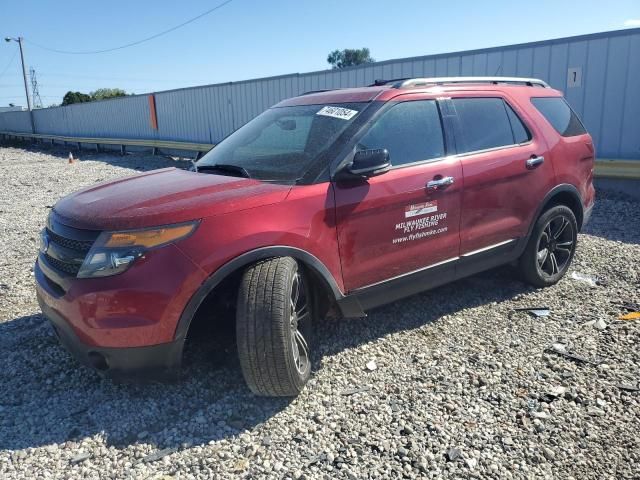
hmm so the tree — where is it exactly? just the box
[62,91,92,106]
[327,48,374,69]
[90,88,128,100]
[61,88,130,106]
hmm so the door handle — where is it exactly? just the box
[526,156,544,169]
[426,176,455,190]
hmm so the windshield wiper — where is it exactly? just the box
[196,164,251,179]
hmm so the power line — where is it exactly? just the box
[24,0,235,55]
[0,50,19,80]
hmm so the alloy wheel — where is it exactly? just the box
[289,272,311,375]
[536,215,575,278]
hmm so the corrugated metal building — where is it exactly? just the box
[1,28,639,160]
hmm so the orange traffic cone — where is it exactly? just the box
[68,152,75,164]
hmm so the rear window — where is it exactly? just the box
[531,97,587,137]
[452,98,528,153]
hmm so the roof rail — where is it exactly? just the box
[389,76,550,88]
[300,89,334,96]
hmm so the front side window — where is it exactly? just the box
[452,98,517,153]
[531,97,587,137]
[197,103,365,182]
[357,100,445,167]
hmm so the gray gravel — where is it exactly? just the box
[1,143,639,479]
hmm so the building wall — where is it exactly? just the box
[1,28,639,159]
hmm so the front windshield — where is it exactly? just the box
[196,103,366,182]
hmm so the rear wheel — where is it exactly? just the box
[236,257,313,396]
[518,205,578,287]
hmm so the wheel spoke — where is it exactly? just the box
[556,247,572,256]
[295,330,309,359]
[557,240,573,247]
[537,248,549,267]
[553,217,569,239]
[550,252,559,274]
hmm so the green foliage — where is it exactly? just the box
[61,88,130,106]
[90,88,128,100]
[327,48,374,69]
[61,91,92,106]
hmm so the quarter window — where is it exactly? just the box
[357,100,445,167]
[531,97,587,137]
[505,104,531,144]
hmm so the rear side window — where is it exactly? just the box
[531,97,587,137]
[452,98,525,153]
[357,100,445,166]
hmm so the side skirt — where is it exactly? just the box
[337,238,524,315]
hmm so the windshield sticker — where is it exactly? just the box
[316,106,358,120]
[405,201,438,218]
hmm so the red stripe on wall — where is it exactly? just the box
[148,94,158,130]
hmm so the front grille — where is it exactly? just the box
[44,254,83,275]
[42,222,99,277]
[46,228,94,253]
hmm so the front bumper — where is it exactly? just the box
[38,291,183,381]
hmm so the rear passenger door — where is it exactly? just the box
[449,95,556,256]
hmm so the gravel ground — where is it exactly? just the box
[0,143,639,480]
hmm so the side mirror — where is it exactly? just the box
[346,148,391,178]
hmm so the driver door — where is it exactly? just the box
[333,98,462,293]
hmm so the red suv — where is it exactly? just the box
[35,77,595,396]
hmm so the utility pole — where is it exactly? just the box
[4,36,35,133]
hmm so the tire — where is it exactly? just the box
[236,257,313,397]
[518,205,578,288]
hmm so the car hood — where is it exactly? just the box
[52,167,292,230]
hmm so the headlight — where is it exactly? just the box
[77,221,198,278]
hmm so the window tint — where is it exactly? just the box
[505,104,531,144]
[531,97,587,137]
[357,100,445,166]
[452,98,515,153]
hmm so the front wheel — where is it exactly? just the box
[236,257,313,396]
[518,205,578,287]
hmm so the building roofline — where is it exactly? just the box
[14,27,640,111]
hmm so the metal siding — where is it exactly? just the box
[443,56,455,76]
[1,29,638,159]
[582,38,608,150]
[516,48,534,77]
[600,35,629,157]
[532,46,551,80]
[486,52,501,76]
[565,40,588,116]
[620,34,640,159]
[461,55,473,75]
[502,50,517,76]
[472,54,487,76]
[549,43,569,90]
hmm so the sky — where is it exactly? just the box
[1,0,639,107]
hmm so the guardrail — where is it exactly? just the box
[0,131,214,157]
[2,131,640,179]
